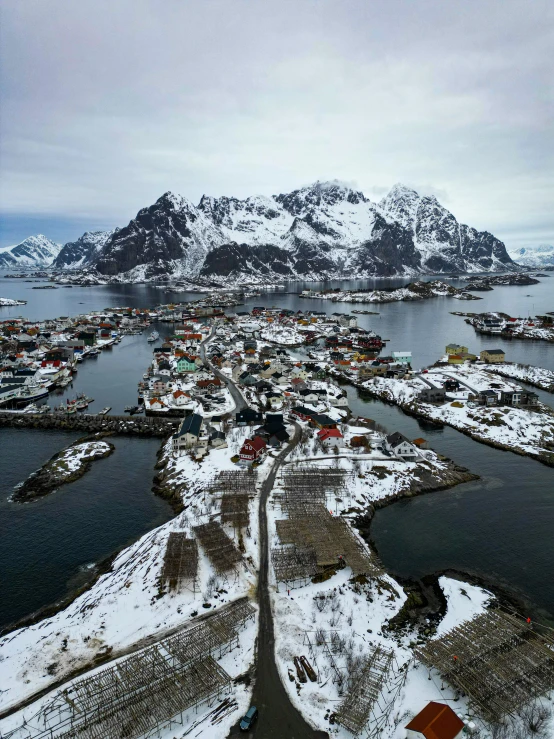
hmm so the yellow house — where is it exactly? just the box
[480,349,506,363]
[446,343,468,355]
[447,354,465,365]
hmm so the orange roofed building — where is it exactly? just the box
[405,702,464,739]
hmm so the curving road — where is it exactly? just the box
[200,328,248,412]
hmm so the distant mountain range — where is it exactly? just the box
[2,182,519,281]
[0,235,62,268]
[508,244,554,268]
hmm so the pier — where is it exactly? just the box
[0,411,179,436]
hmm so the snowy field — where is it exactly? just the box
[482,363,554,392]
[0,434,266,728]
[364,372,554,465]
[266,454,502,737]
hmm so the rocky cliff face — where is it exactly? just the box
[45,180,516,281]
[0,235,62,268]
[95,193,225,278]
[54,230,114,269]
[379,184,512,273]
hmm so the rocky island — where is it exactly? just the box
[13,438,115,501]
[301,279,482,303]
[0,297,27,306]
[463,273,540,288]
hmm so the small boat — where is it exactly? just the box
[76,355,84,363]
[129,405,143,415]
[147,331,159,343]
[124,405,132,412]
[98,407,111,415]
[143,373,149,380]
[89,348,99,357]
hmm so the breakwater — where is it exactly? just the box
[0,412,179,436]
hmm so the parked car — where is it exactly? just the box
[240,705,258,731]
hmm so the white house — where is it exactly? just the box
[317,428,345,448]
[328,393,349,408]
[384,432,419,461]
[170,390,191,407]
[148,397,167,412]
[172,413,206,455]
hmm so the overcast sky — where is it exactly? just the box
[0,0,552,248]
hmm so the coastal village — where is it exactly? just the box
[1,298,554,739]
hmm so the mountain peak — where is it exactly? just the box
[156,191,191,211]
[0,234,62,268]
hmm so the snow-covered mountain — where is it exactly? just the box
[54,230,115,269]
[508,244,554,268]
[16,181,515,281]
[379,184,511,273]
[0,235,62,269]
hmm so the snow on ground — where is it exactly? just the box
[0,297,27,306]
[435,576,492,636]
[482,363,554,392]
[364,374,554,465]
[0,435,264,716]
[0,619,257,739]
[303,281,476,304]
[259,323,317,345]
[266,451,498,736]
[53,440,112,474]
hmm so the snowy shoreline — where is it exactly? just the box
[344,372,554,468]
[12,438,114,501]
[300,279,482,303]
[482,362,554,392]
[0,296,27,306]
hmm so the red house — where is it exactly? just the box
[405,702,464,739]
[240,436,266,462]
[317,428,344,448]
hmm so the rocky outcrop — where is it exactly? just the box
[54,231,114,269]
[13,438,114,501]
[95,192,225,278]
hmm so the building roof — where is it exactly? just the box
[317,428,343,441]
[482,348,505,354]
[243,436,266,452]
[236,408,263,420]
[405,702,464,739]
[291,405,314,416]
[386,431,411,447]
[176,413,203,438]
[310,413,336,426]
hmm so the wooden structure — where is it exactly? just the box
[272,504,380,586]
[25,599,255,739]
[210,470,258,530]
[415,610,554,722]
[335,645,394,736]
[161,532,198,591]
[194,520,242,574]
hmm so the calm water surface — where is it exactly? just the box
[0,430,172,629]
[0,276,553,624]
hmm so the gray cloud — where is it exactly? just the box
[0,0,552,248]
